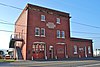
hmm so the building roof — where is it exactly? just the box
[15,3,70,25]
[70,37,92,42]
[27,3,70,16]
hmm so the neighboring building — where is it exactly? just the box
[70,38,93,58]
[9,3,93,60]
[94,49,100,56]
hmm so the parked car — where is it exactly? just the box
[0,50,4,59]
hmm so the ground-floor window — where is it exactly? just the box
[33,44,44,52]
[74,45,77,54]
[88,46,91,54]
[32,44,45,59]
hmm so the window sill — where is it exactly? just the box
[41,20,45,22]
[88,52,91,54]
[62,37,65,39]
[74,52,77,54]
[35,35,40,37]
[56,22,60,24]
[57,37,60,38]
[41,35,45,37]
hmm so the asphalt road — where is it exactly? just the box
[0,60,100,67]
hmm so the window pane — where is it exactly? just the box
[41,15,45,21]
[62,31,65,38]
[57,30,60,38]
[35,28,40,36]
[41,28,45,37]
[56,18,60,24]
[74,45,77,54]
[88,46,91,54]
[33,45,35,48]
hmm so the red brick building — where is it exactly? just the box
[70,38,93,58]
[9,4,93,60]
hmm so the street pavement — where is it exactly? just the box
[0,59,100,67]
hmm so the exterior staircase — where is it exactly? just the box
[9,33,23,60]
[16,46,23,59]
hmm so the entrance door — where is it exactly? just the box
[79,48,85,58]
[32,44,45,59]
[49,46,53,59]
[57,45,65,59]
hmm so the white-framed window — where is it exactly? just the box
[74,45,77,54]
[41,15,45,21]
[56,18,60,24]
[57,30,60,38]
[62,31,65,38]
[35,27,40,36]
[88,46,91,54]
[41,28,45,37]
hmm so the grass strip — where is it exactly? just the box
[0,59,15,62]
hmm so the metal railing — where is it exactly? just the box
[10,33,23,40]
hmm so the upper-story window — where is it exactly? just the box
[57,30,60,38]
[41,15,45,21]
[41,28,45,37]
[88,46,91,54]
[35,27,40,36]
[62,31,65,38]
[56,18,60,24]
[74,45,77,54]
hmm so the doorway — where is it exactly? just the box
[32,44,45,59]
[79,47,85,58]
[49,46,53,59]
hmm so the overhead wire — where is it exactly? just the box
[0,2,23,10]
[1,29,100,39]
[0,2,99,29]
[0,2,100,38]
[71,21,100,29]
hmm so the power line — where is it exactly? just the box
[0,19,8,22]
[0,2,99,35]
[71,21,100,29]
[71,31,100,35]
[0,2,99,29]
[0,30,13,33]
[0,20,100,35]
[1,29,100,39]
[0,18,100,29]
[0,21,26,27]
[0,2,23,10]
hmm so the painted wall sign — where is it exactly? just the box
[46,22,56,29]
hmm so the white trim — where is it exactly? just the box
[74,52,77,54]
[44,45,47,60]
[33,42,45,44]
[56,42,65,45]
[85,46,87,57]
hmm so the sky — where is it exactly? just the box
[0,0,100,52]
